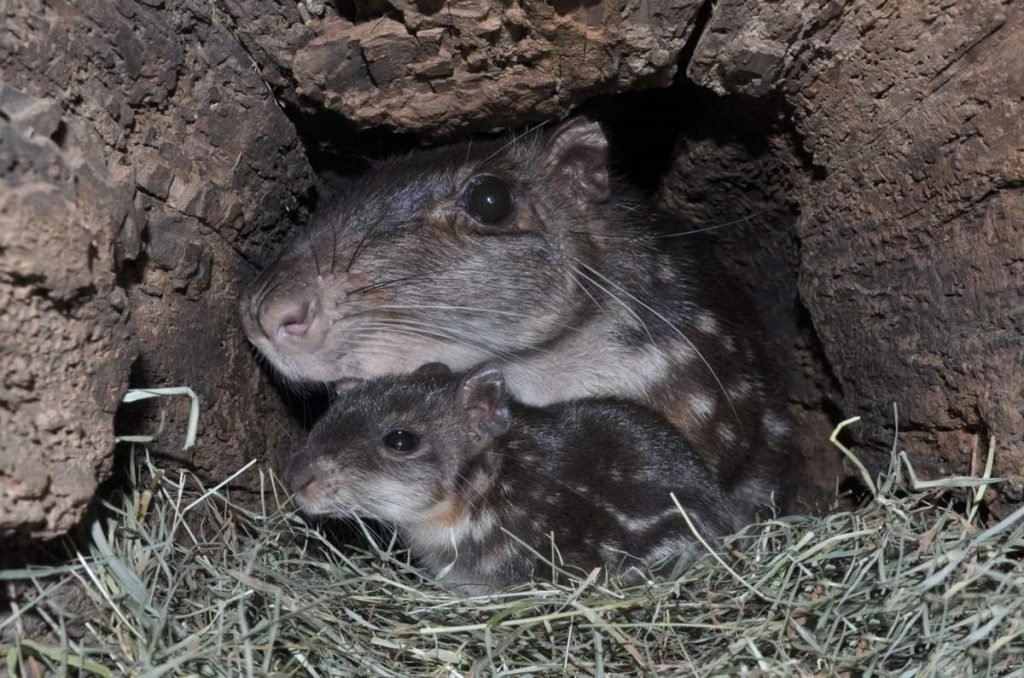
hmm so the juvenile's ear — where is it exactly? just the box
[543,117,610,203]
[457,364,511,450]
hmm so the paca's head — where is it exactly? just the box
[285,363,511,525]
[240,118,618,385]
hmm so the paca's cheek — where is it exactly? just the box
[357,476,438,523]
[350,332,493,381]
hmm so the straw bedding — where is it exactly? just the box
[2,419,1022,676]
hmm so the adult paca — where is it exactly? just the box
[240,117,800,520]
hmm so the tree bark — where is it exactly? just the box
[1,0,315,541]
[689,0,1023,495]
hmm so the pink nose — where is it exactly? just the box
[257,287,317,342]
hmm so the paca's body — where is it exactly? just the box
[242,118,799,520]
[286,364,738,593]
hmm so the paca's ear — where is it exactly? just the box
[457,364,511,450]
[543,117,610,203]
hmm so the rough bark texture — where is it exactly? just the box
[689,0,1024,495]
[2,0,1021,545]
[1,0,315,541]
[231,0,703,136]
[0,85,136,539]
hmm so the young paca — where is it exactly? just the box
[242,117,798,520]
[285,364,738,593]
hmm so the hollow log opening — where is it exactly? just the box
[282,76,850,517]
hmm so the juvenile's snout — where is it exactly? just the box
[283,448,318,491]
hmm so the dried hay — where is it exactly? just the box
[2,417,1022,676]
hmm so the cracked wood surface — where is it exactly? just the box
[691,0,1024,487]
[229,0,703,135]
[1,0,315,540]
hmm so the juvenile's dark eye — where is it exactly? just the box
[465,175,513,224]
[383,429,420,453]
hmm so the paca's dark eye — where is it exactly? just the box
[382,429,420,453]
[465,175,514,224]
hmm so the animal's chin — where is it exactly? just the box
[266,333,496,385]
[266,348,366,385]
[294,491,362,519]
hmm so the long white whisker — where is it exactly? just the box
[573,258,741,427]
[365,327,516,362]
[574,210,770,241]
[484,120,549,162]
[372,304,583,333]
[343,316,519,360]
[571,266,654,343]
[568,268,606,314]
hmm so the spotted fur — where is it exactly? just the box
[243,117,800,521]
[286,365,737,593]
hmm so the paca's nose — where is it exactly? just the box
[256,285,318,343]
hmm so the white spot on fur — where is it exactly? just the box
[669,338,697,363]
[696,313,720,335]
[406,502,494,557]
[658,259,676,282]
[717,423,737,445]
[763,411,790,440]
[609,507,679,533]
[645,537,696,563]
[727,380,754,399]
[688,392,716,422]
